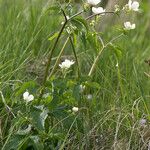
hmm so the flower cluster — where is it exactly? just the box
[124,0,139,12]
[123,0,139,30]
[87,0,139,30]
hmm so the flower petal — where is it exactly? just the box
[23,91,29,100]
[92,7,105,14]
[87,0,101,5]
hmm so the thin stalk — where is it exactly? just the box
[0,91,16,118]
[69,10,84,20]
[69,36,80,78]
[117,64,124,98]
[88,47,104,76]
[105,33,124,47]
[88,33,124,76]
[48,37,70,78]
[86,11,115,20]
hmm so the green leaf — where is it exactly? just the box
[80,31,87,48]
[2,135,29,150]
[73,85,81,101]
[48,32,59,41]
[17,125,32,135]
[30,136,44,150]
[44,5,61,15]
[87,32,99,52]
[52,108,76,129]
[71,16,88,33]
[85,81,100,89]
[15,81,37,97]
[108,44,122,59]
[72,16,88,31]
[30,106,48,131]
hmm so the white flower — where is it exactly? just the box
[128,0,139,11]
[92,7,105,15]
[124,22,136,30]
[23,91,34,102]
[87,0,101,6]
[72,107,79,112]
[59,59,75,70]
[79,85,85,93]
[87,94,93,100]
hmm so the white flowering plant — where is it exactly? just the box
[1,0,148,149]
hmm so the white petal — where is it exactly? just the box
[131,1,139,11]
[92,7,105,14]
[59,59,75,69]
[59,64,63,68]
[128,0,132,8]
[131,24,136,29]
[124,22,131,29]
[23,91,29,100]
[87,94,93,100]
[87,0,101,6]
[72,107,79,112]
[124,22,135,30]
[27,95,34,102]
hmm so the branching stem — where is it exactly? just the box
[88,33,124,76]
[39,9,85,99]
[86,11,115,20]
[48,37,70,78]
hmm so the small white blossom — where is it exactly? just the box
[87,0,101,6]
[128,0,139,11]
[72,107,79,112]
[66,16,70,20]
[79,85,85,93]
[116,63,119,67]
[124,22,136,30]
[92,7,105,15]
[59,59,75,70]
[87,94,93,100]
[23,91,34,102]
[114,5,120,12]
[61,21,64,25]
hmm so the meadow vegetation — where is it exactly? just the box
[0,0,150,149]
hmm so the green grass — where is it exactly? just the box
[0,0,150,149]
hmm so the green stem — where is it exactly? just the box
[117,64,124,98]
[69,10,84,20]
[88,47,104,76]
[86,11,115,20]
[88,33,124,77]
[48,37,70,78]
[69,36,80,78]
